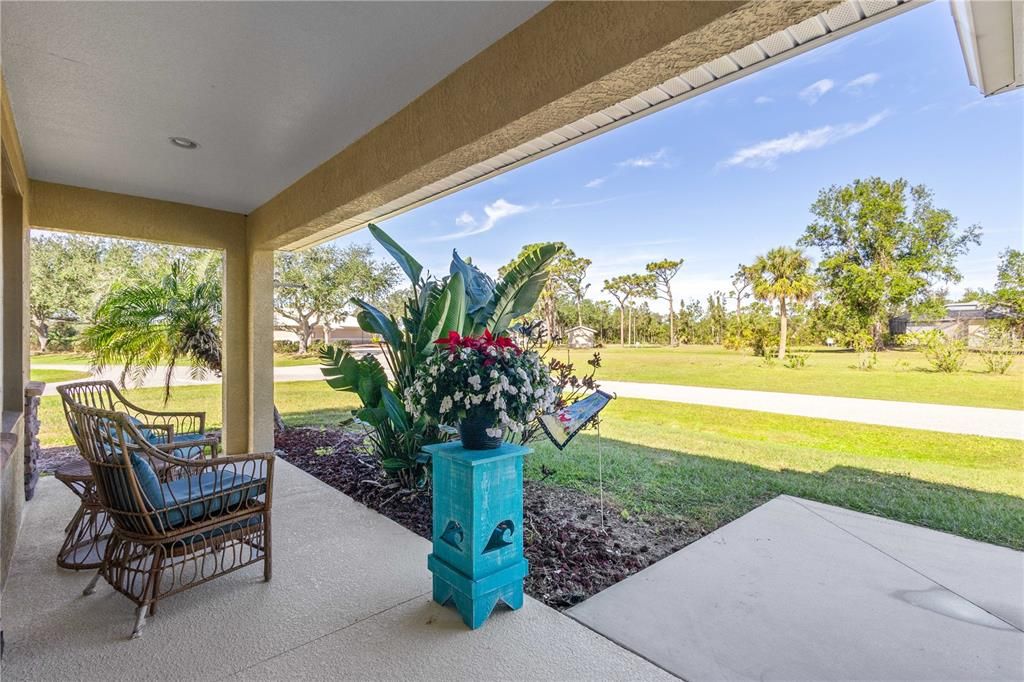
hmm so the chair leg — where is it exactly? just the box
[130,606,147,639]
[263,512,273,582]
[82,569,102,596]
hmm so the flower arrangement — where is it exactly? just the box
[404,330,557,448]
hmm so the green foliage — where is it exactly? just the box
[646,258,685,345]
[900,330,967,373]
[849,331,878,371]
[29,233,103,350]
[977,325,1019,375]
[85,257,222,400]
[749,246,815,359]
[800,178,981,346]
[322,225,562,482]
[783,352,808,369]
[274,243,400,353]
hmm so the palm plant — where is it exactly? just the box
[321,225,562,485]
[85,257,222,401]
[749,246,816,359]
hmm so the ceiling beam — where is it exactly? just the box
[29,181,245,250]
[248,0,839,250]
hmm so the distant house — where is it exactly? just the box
[567,325,597,349]
[273,313,371,345]
[890,301,1011,347]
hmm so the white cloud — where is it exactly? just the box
[798,78,834,104]
[844,72,880,92]
[584,177,606,189]
[719,110,889,170]
[754,96,774,105]
[425,199,530,241]
[619,148,669,168]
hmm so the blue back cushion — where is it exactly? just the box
[130,453,162,508]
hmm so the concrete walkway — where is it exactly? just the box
[569,495,1024,681]
[37,361,1023,439]
[0,461,669,681]
[599,380,1024,440]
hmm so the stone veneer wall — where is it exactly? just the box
[23,381,44,501]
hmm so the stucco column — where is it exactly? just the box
[222,243,274,454]
[2,188,27,415]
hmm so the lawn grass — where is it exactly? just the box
[29,352,92,365]
[29,368,90,383]
[526,398,1024,550]
[567,345,1024,410]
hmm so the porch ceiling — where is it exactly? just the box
[0,1,546,213]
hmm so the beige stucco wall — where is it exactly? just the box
[1,74,31,592]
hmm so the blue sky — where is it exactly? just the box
[334,2,1023,312]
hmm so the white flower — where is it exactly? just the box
[485,427,503,438]
[468,375,481,390]
[453,391,463,402]
[489,369,499,379]
[439,396,453,414]
[471,394,484,405]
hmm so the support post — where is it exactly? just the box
[222,242,274,454]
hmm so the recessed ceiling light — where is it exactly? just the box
[169,136,199,150]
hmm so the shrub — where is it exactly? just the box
[900,330,967,373]
[977,327,1019,375]
[759,348,776,368]
[273,340,300,353]
[784,352,808,369]
[848,331,878,371]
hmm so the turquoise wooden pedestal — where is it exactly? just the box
[424,440,531,629]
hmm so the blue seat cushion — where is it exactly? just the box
[154,468,266,528]
[160,431,208,460]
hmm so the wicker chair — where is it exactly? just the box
[58,380,220,459]
[65,402,274,639]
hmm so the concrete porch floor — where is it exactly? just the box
[0,460,670,681]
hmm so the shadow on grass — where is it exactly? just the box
[525,433,1024,551]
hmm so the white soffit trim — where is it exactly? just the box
[951,0,1024,97]
[294,0,920,250]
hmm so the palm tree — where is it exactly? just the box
[750,247,815,359]
[86,257,221,401]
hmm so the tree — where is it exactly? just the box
[274,244,398,352]
[85,256,222,399]
[988,248,1023,331]
[730,264,756,330]
[603,275,633,345]
[623,274,656,345]
[646,258,685,345]
[800,178,981,348]
[749,247,816,359]
[704,291,728,345]
[550,251,591,326]
[29,234,102,350]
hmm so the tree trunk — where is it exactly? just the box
[619,305,625,345]
[33,319,49,352]
[576,301,583,327]
[778,299,788,359]
[273,405,286,433]
[297,320,311,354]
[871,318,885,350]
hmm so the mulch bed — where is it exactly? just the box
[275,426,701,609]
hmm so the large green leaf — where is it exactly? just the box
[369,224,422,284]
[319,346,386,407]
[351,297,402,348]
[450,250,494,317]
[380,386,409,431]
[414,271,466,355]
[481,243,563,334]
